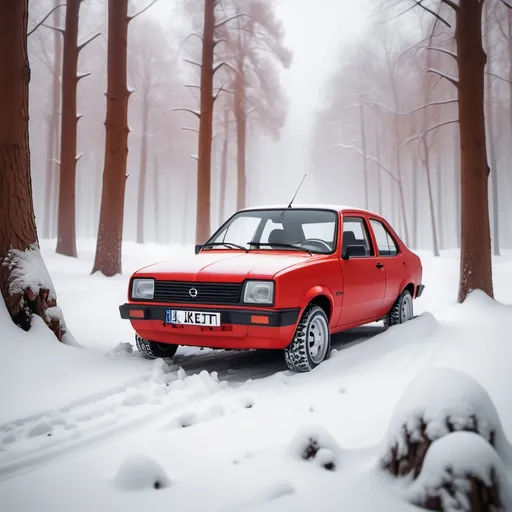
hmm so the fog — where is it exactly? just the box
[27,0,511,252]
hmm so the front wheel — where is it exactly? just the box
[284,305,331,372]
[135,334,178,360]
[384,289,413,327]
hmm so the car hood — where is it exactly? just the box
[135,251,327,281]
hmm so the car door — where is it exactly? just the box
[368,218,403,313]
[338,215,386,327]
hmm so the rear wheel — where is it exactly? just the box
[384,289,413,327]
[135,334,178,360]
[284,305,331,372]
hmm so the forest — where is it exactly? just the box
[0,0,511,334]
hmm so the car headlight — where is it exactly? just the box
[243,281,274,304]
[131,278,155,300]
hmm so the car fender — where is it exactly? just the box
[299,285,336,323]
[398,276,417,296]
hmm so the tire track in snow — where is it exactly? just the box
[0,362,227,482]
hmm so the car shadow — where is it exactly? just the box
[167,323,387,383]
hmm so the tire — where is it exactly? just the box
[135,334,178,360]
[384,289,414,327]
[284,305,331,373]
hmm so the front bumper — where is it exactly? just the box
[119,304,300,350]
[119,303,300,327]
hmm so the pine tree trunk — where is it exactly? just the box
[359,104,369,210]
[0,0,63,339]
[412,157,418,250]
[234,72,246,211]
[153,156,160,243]
[56,0,80,257]
[42,0,62,240]
[454,132,461,248]
[136,94,149,244]
[91,0,129,277]
[422,136,440,257]
[195,0,215,244]
[374,124,383,215]
[456,0,493,302]
[219,107,229,224]
[436,151,444,251]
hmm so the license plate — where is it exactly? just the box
[165,310,221,327]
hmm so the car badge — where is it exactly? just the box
[189,287,198,298]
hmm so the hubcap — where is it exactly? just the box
[400,294,413,323]
[307,314,329,364]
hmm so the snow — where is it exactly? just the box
[406,432,512,510]
[0,240,512,511]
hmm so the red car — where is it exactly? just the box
[119,205,424,372]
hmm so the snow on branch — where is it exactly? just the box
[75,153,83,162]
[184,84,201,90]
[180,32,203,48]
[426,46,458,62]
[128,0,158,23]
[401,119,459,147]
[413,1,451,27]
[213,38,227,49]
[189,154,199,161]
[173,108,201,119]
[28,4,65,37]
[214,13,249,30]
[182,127,199,134]
[77,32,101,53]
[334,143,400,183]
[499,0,512,7]
[357,99,458,117]
[213,61,238,76]
[427,68,459,88]
[213,84,232,102]
[77,72,91,82]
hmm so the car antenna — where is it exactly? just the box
[287,174,307,208]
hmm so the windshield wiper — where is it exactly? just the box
[202,242,248,252]
[248,242,311,255]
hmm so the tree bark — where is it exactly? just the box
[136,94,149,244]
[56,0,81,257]
[456,0,493,302]
[421,136,440,257]
[234,70,247,211]
[195,0,215,244]
[374,124,383,215]
[454,132,461,248]
[91,0,129,277]
[219,106,229,224]
[436,150,444,251]
[0,0,63,339]
[42,0,62,240]
[153,155,160,243]
[412,156,418,250]
[359,104,369,210]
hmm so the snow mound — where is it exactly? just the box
[220,482,295,512]
[406,432,512,511]
[113,454,172,491]
[289,424,341,471]
[381,367,511,478]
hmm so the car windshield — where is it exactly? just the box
[203,209,338,254]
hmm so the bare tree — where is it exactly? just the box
[92,0,156,276]
[0,0,65,339]
[51,0,99,257]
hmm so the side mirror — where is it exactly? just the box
[194,244,203,254]
[342,244,367,260]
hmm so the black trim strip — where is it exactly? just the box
[119,304,300,327]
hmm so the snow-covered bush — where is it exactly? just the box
[113,454,171,491]
[289,424,341,471]
[381,367,511,478]
[406,432,512,511]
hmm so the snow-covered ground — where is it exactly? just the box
[0,239,511,511]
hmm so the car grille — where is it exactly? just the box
[153,281,243,305]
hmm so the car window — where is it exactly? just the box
[303,221,336,242]
[213,216,261,247]
[370,219,399,256]
[342,217,374,257]
[261,219,283,243]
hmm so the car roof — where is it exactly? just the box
[239,203,380,216]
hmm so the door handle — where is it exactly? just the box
[376,263,384,269]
